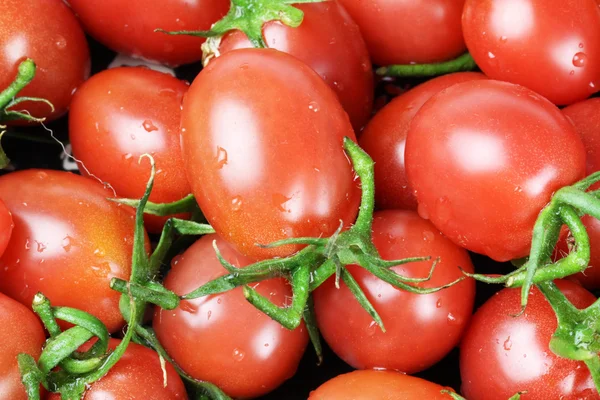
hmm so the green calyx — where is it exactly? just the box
[376,53,478,78]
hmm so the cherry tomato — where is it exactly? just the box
[336,0,466,66]
[0,199,13,258]
[462,0,600,105]
[217,2,373,131]
[405,80,586,262]
[359,72,486,211]
[0,0,90,121]
[66,0,229,66]
[69,67,192,233]
[460,280,598,399]
[153,234,308,398]
[0,170,143,333]
[181,49,360,261]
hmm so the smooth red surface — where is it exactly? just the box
[460,281,598,400]
[359,72,487,210]
[69,67,191,233]
[181,49,360,261]
[462,0,600,105]
[405,80,586,261]
[0,199,13,258]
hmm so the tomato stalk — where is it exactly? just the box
[441,390,523,400]
[376,53,477,77]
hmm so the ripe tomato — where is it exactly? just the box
[405,80,586,262]
[153,234,308,398]
[335,0,466,66]
[0,0,90,121]
[308,370,452,400]
[181,49,360,261]
[460,280,598,400]
[314,210,475,373]
[359,72,486,211]
[69,67,191,233]
[0,170,142,333]
[0,292,45,400]
[66,0,229,66]
[216,2,373,130]
[0,199,13,258]
[462,0,600,105]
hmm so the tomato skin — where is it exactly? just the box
[0,199,13,258]
[66,0,229,66]
[460,280,598,400]
[0,170,142,333]
[405,80,586,262]
[217,2,373,131]
[69,67,192,233]
[153,234,308,398]
[462,0,600,105]
[336,0,466,66]
[0,0,90,121]
[314,210,475,373]
[181,49,360,261]
[359,72,486,211]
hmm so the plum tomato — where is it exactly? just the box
[181,48,360,261]
[462,0,600,105]
[0,199,13,258]
[405,80,586,262]
[359,72,487,211]
[153,234,308,398]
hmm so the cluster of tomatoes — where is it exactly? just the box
[1,0,600,399]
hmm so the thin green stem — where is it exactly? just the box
[0,59,36,108]
[109,194,198,217]
[341,267,385,332]
[302,296,322,365]
[377,53,477,77]
[343,138,375,233]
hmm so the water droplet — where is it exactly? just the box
[55,36,67,49]
[503,336,512,351]
[22,202,28,207]
[231,196,243,211]
[272,193,291,212]
[570,70,575,76]
[264,343,269,347]
[590,82,597,91]
[423,230,435,242]
[215,146,228,169]
[513,186,523,193]
[180,301,197,314]
[500,36,508,43]
[62,236,73,252]
[122,153,133,161]
[377,293,382,298]
[217,298,222,304]
[361,62,370,72]
[579,42,585,48]
[130,134,136,140]
[417,202,430,220]
[572,52,587,67]
[142,120,158,132]
[239,63,249,71]
[25,239,31,250]
[36,242,46,253]
[172,255,182,266]
[207,310,212,321]
[329,37,337,45]
[232,348,245,361]
[37,171,48,180]
[93,248,106,257]
[447,313,457,324]
[436,299,442,308]
[487,51,496,59]
[435,196,452,224]
[308,101,320,112]
[333,81,345,91]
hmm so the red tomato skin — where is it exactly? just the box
[405,80,586,262]
[359,72,487,211]
[0,170,142,333]
[462,0,600,105]
[217,2,373,131]
[69,67,192,233]
[181,48,360,261]
[314,210,475,373]
[0,0,90,121]
[66,0,229,66]
[153,234,308,398]
[0,199,13,258]
[460,281,598,400]
[336,0,466,66]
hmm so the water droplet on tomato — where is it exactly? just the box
[487,51,496,59]
[93,248,106,257]
[215,146,228,169]
[62,236,73,252]
[514,186,523,193]
[55,36,67,49]
[503,336,512,351]
[122,153,133,162]
[579,42,585,48]
[590,82,598,91]
[130,134,136,140]
[570,70,575,76]
[329,37,337,45]
[37,171,48,180]
[417,202,430,220]
[435,196,452,224]
[436,299,442,308]
[272,193,291,212]
[36,242,46,253]
[499,36,508,43]
[232,348,245,361]
[239,63,249,71]
[25,239,31,250]
[217,298,222,304]
[308,101,320,112]
[423,231,435,242]
[572,52,587,67]
[207,310,212,321]
[172,255,182,266]
[333,81,345,91]
[447,313,457,324]
[231,196,243,211]
[264,343,270,347]
[180,301,197,314]
[142,120,159,132]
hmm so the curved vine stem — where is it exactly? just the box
[376,53,477,77]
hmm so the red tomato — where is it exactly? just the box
[462,0,600,105]
[181,49,360,261]
[217,2,373,130]
[308,370,452,400]
[0,199,13,258]
[66,0,229,66]
[0,170,142,333]
[0,292,45,400]
[405,80,586,262]
[460,280,598,400]
[359,72,487,210]
[0,0,90,121]
[69,67,192,233]
[153,234,308,398]
[336,0,466,66]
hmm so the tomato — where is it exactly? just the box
[181,49,360,261]
[359,72,487,211]
[335,0,466,66]
[66,0,229,66]
[0,0,89,121]
[460,280,598,399]
[308,370,452,400]
[405,80,586,262]
[0,199,13,258]
[69,67,192,233]
[0,170,142,333]
[216,2,373,131]
[153,234,308,399]
[462,0,600,106]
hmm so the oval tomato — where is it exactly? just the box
[462,0,600,105]
[405,80,586,262]
[359,72,487,211]
[0,199,13,258]
[0,0,90,121]
[181,49,360,261]
[460,280,598,399]
[69,67,191,233]
[153,234,308,398]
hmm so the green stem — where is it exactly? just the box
[109,194,199,217]
[302,296,323,365]
[343,138,374,233]
[585,356,600,392]
[0,59,36,108]
[376,53,477,77]
[110,278,180,310]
